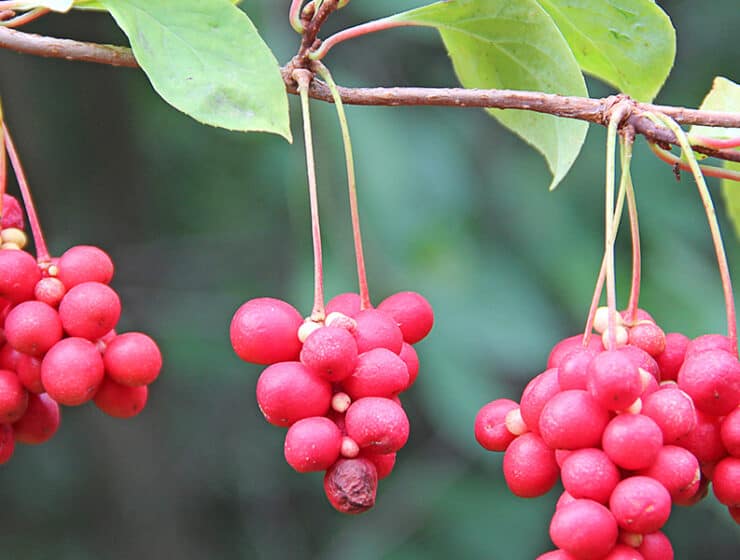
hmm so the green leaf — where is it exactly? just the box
[536,0,675,102]
[98,0,290,139]
[388,0,588,190]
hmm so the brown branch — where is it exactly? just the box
[0,25,738,162]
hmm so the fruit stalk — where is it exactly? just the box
[309,17,417,60]
[622,138,641,324]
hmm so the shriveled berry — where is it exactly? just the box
[637,531,674,560]
[93,376,148,418]
[342,348,409,399]
[638,445,700,502]
[561,448,620,504]
[503,432,559,498]
[325,293,361,317]
[12,392,60,444]
[609,476,672,534]
[712,457,740,506]
[323,457,377,514]
[641,387,697,444]
[602,414,663,470]
[587,351,642,411]
[377,291,434,344]
[0,368,28,422]
[549,499,618,559]
[256,361,332,427]
[230,298,303,364]
[655,333,690,382]
[300,326,358,382]
[104,332,162,386]
[4,301,63,356]
[678,349,740,416]
[41,337,105,406]
[0,249,41,303]
[475,398,519,452]
[353,309,403,354]
[58,281,121,341]
[539,390,610,450]
[0,423,14,464]
[284,416,342,472]
[520,368,560,435]
[56,245,114,288]
[345,397,409,454]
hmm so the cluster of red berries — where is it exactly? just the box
[230,290,433,513]
[475,307,740,559]
[0,193,162,464]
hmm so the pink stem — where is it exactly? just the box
[0,7,49,28]
[648,143,740,182]
[691,135,740,150]
[3,123,50,263]
[309,18,419,60]
[289,0,305,33]
[623,141,641,324]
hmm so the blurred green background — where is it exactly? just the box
[1,1,739,558]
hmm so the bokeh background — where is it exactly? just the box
[1,1,739,558]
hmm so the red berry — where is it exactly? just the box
[617,345,660,380]
[628,323,666,357]
[325,293,361,317]
[609,476,672,534]
[641,387,697,444]
[283,416,342,472]
[561,448,620,504]
[539,390,610,450]
[602,414,663,470]
[1,194,24,229]
[342,348,409,399]
[16,353,43,393]
[323,457,377,514]
[4,301,63,356]
[398,342,419,388]
[300,326,358,382]
[675,410,727,464]
[345,396,409,454]
[520,368,561,435]
[549,499,618,559]
[677,349,740,416]
[712,457,740,506]
[604,545,645,560]
[536,551,578,560]
[34,277,66,307]
[93,376,148,418]
[58,281,121,341]
[0,423,14,464]
[377,291,434,344]
[503,432,559,498]
[556,490,577,511]
[720,407,740,457]
[103,332,162,386]
[41,337,105,406]
[685,333,734,356]
[0,368,28,423]
[0,343,21,370]
[637,531,674,560]
[256,362,332,427]
[655,333,689,382]
[638,445,701,502]
[364,451,396,480]
[548,335,602,369]
[0,249,41,303]
[56,245,114,288]
[587,351,642,411]
[230,298,302,365]
[12,392,60,444]
[474,398,519,452]
[353,308,404,354]
[558,347,598,391]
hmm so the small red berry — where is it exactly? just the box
[41,337,105,406]
[325,293,361,317]
[93,376,148,418]
[230,297,302,365]
[474,398,519,452]
[34,277,66,307]
[712,457,740,506]
[520,368,560,435]
[539,390,610,450]
[720,407,740,457]
[345,397,409,454]
[602,414,663,470]
[4,301,63,356]
[547,335,602,369]
[638,445,701,502]
[0,250,41,303]
[628,322,666,357]
[103,332,162,386]
[353,309,404,354]
[561,448,620,504]
[609,476,672,534]
[1,194,24,229]
[283,416,342,472]
[56,245,114,288]
[0,368,28,422]
[300,326,358,382]
[587,351,642,411]
[342,348,409,399]
[58,281,121,341]
[398,342,419,388]
[12,392,61,444]
[549,499,618,559]
[377,291,434,344]
[503,432,559,498]
[641,387,697,444]
[677,349,740,416]
[655,333,690,382]
[16,353,44,393]
[637,531,674,560]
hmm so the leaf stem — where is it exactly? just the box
[648,142,740,182]
[289,0,305,34]
[314,61,371,310]
[294,69,326,321]
[2,123,49,262]
[689,135,740,150]
[0,7,49,28]
[622,138,641,324]
[309,17,418,60]
[647,112,738,355]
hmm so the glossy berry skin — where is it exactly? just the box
[609,476,672,534]
[503,432,559,498]
[675,410,726,464]
[398,342,419,388]
[58,281,121,341]
[16,354,43,394]
[587,351,642,411]
[604,545,645,560]
[560,448,620,504]
[475,398,519,452]
[638,445,700,503]
[720,407,740,457]
[345,397,409,454]
[0,423,14,464]
[342,348,409,399]
[628,322,666,357]
[637,531,674,560]
[364,452,396,480]
[602,414,663,470]
[641,387,697,444]
[325,293,361,317]
[549,499,618,560]
[558,347,599,391]
[283,416,342,472]
[712,457,740,506]
[34,277,66,307]
[4,301,63,356]
[103,332,162,387]
[12,393,60,444]
[56,245,114,288]
[0,368,29,422]
[677,349,740,416]
[536,551,578,560]
[685,333,734,357]
[230,298,303,365]
[256,361,332,427]
[655,333,690,382]
[547,335,602,369]
[539,390,610,450]
[300,326,358,382]
[0,250,42,303]
[352,309,404,354]
[377,291,434,344]
[520,368,561,435]
[323,458,377,514]
[93,376,148,418]
[41,337,105,406]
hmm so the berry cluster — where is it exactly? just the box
[0,193,162,464]
[475,307,740,559]
[230,290,433,513]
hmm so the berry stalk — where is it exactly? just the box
[294,69,326,321]
[309,17,418,60]
[648,112,738,355]
[0,7,49,28]
[622,138,642,324]
[314,62,372,310]
[2,123,50,262]
[648,142,740,182]
[289,0,305,33]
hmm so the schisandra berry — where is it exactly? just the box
[12,392,60,444]
[323,457,377,514]
[520,368,560,435]
[602,414,663,470]
[103,332,162,386]
[283,416,342,472]
[655,333,689,382]
[41,337,105,406]
[641,387,697,444]
[604,544,645,560]
[628,322,666,357]
[617,345,660,380]
[609,476,672,534]
[376,291,434,344]
[56,245,114,288]
[0,368,29,422]
[0,423,14,464]
[342,348,409,399]
[34,277,66,307]
[398,342,419,388]
[637,531,674,560]
[502,432,559,498]
[230,298,303,364]
[325,293,361,317]
[712,457,740,506]
[299,326,358,382]
[675,410,727,464]
[256,361,332,427]
[58,281,121,341]
[536,551,578,560]
[587,351,642,411]
[720,407,740,457]
[549,499,618,559]
[560,448,620,504]
[4,301,63,356]
[344,396,409,454]
[1,194,24,229]
[638,445,700,503]
[352,308,404,354]
[685,333,734,356]
[0,249,41,303]
[539,390,610,450]
[558,347,600,391]
[677,349,740,416]
[547,335,602,369]
[16,354,43,393]
[474,398,519,452]
[364,451,396,479]
[93,376,148,418]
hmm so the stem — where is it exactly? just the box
[690,135,740,150]
[289,0,305,34]
[295,70,326,321]
[314,62,371,310]
[309,18,419,60]
[622,138,641,324]
[648,142,740,182]
[648,112,738,355]
[0,7,49,28]
[2,123,49,262]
